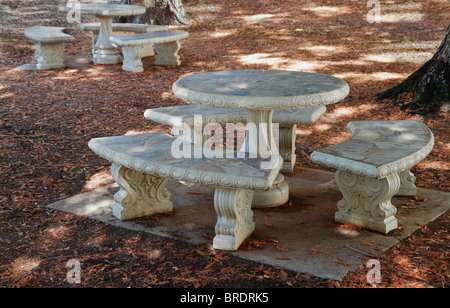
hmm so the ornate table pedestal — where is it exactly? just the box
[240,109,289,208]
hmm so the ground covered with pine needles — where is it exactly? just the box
[0,0,448,288]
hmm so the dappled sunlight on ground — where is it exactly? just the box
[334,72,410,82]
[301,5,352,18]
[379,12,425,23]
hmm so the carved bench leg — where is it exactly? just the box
[279,124,296,173]
[111,163,173,220]
[334,169,400,234]
[34,41,65,70]
[141,44,155,58]
[154,41,182,66]
[213,188,255,251]
[121,46,145,73]
[396,169,417,196]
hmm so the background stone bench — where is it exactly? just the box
[88,132,282,251]
[311,120,434,234]
[77,22,168,55]
[110,31,189,72]
[24,26,75,70]
[144,104,326,172]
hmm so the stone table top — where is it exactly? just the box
[173,70,350,110]
[64,4,145,16]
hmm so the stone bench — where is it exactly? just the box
[77,22,168,55]
[110,31,189,72]
[310,120,434,234]
[144,104,327,173]
[88,132,282,251]
[24,26,75,70]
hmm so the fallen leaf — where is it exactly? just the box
[413,196,428,202]
[333,259,351,266]
[275,245,288,252]
[240,238,267,250]
[310,249,322,255]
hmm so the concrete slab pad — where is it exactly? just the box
[47,167,450,281]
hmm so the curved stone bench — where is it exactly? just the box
[310,120,434,233]
[24,26,75,70]
[77,22,168,55]
[88,132,282,250]
[144,104,326,173]
[110,31,189,72]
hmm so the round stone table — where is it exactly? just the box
[172,70,350,208]
[65,4,145,64]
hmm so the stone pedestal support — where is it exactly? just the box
[242,109,289,208]
[154,41,182,66]
[93,16,122,64]
[334,169,400,234]
[34,41,66,70]
[213,188,255,251]
[111,163,173,220]
[279,124,297,173]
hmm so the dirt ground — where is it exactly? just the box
[0,0,448,288]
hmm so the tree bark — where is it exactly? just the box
[377,24,450,114]
[116,0,189,25]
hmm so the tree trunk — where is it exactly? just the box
[116,0,189,25]
[377,24,450,114]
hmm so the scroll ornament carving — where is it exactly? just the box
[335,170,400,233]
[111,163,173,220]
[397,169,417,196]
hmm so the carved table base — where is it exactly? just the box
[252,173,289,208]
[93,16,122,64]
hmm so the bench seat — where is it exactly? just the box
[311,120,434,233]
[89,132,282,250]
[24,26,75,70]
[144,104,327,172]
[77,22,168,55]
[77,22,168,33]
[110,31,189,72]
